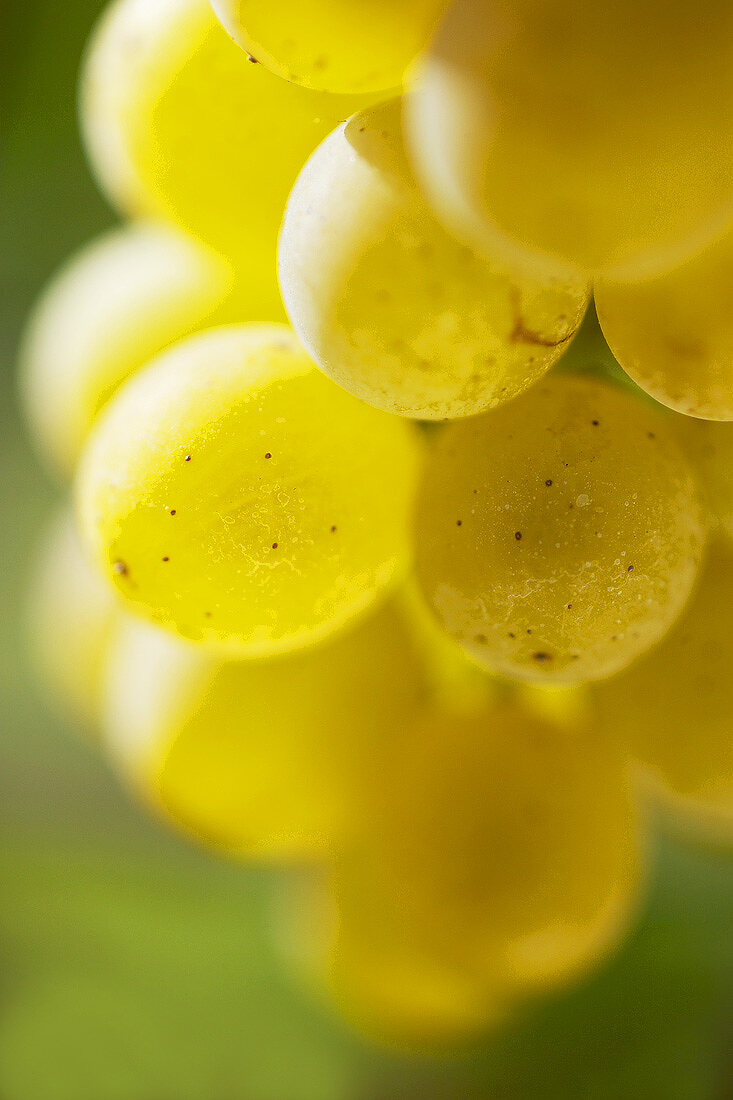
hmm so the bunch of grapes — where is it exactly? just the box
[20,0,733,1046]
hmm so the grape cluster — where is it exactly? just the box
[21,0,733,1046]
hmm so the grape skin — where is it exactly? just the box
[407,0,733,279]
[27,509,119,731]
[210,0,447,94]
[280,98,589,420]
[676,418,733,544]
[76,324,421,655]
[326,701,640,1042]
[414,373,707,683]
[80,0,375,260]
[596,229,733,421]
[103,595,429,860]
[593,540,733,838]
[18,223,275,478]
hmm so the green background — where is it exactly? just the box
[1,2,731,1096]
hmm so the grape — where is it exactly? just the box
[407,0,733,279]
[326,700,639,1042]
[80,0,374,261]
[594,540,733,838]
[210,0,447,94]
[596,229,733,421]
[27,509,119,731]
[76,324,421,654]
[676,418,733,543]
[18,223,280,479]
[280,99,589,420]
[414,372,707,683]
[103,594,429,859]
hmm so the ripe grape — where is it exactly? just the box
[596,229,733,421]
[280,98,589,420]
[103,595,429,859]
[76,324,421,654]
[210,0,447,93]
[18,223,276,478]
[80,0,373,260]
[327,700,639,1041]
[414,373,707,683]
[676,418,733,543]
[594,540,733,837]
[407,0,733,279]
[27,509,119,730]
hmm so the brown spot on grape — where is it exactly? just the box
[272,542,278,549]
[330,525,337,533]
[112,560,127,576]
[162,556,169,562]
[545,479,552,487]
[170,510,176,516]
[185,454,191,462]
[515,531,522,540]
[533,652,552,663]
[456,519,462,526]
[265,452,272,459]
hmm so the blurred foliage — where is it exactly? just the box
[1,2,731,1097]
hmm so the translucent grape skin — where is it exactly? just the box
[210,0,447,94]
[27,509,119,731]
[18,223,281,479]
[80,0,374,261]
[596,229,733,421]
[103,595,429,860]
[280,98,589,421]
[675,418,733,543]
[593,540,733,839]
[326,701,640,1044]
[407,0,733,280]
[414,373,707,683]
[76,324,421,655]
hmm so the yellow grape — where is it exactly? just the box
[327,701,640,1043]
[80,0,373,261]
[676,418,733,543]
[596,229,733,421]
[27,508,119,731]
[414,373,707,683]
[76,324,421,654]
[594,540,733,837]
[407,0,733,279]
[210,0,447,93]
[103,595,428,859]
[280,98,589,420]
[18,223,280,479]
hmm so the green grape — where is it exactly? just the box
[76,324,421,654]
[326,700,639,1043]
[676,418,733,542]
[280,98,588,420]
[211,0,447,93]
[596,228,733,421]
[27,508,119,731]
[594,540,733,838]
[414,373,707,683]
[103,594,428,860]
[19,223,282,479]
[407,0,733,279]
[80,0,374,261]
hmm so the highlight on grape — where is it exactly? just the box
[19,0,733,1051]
